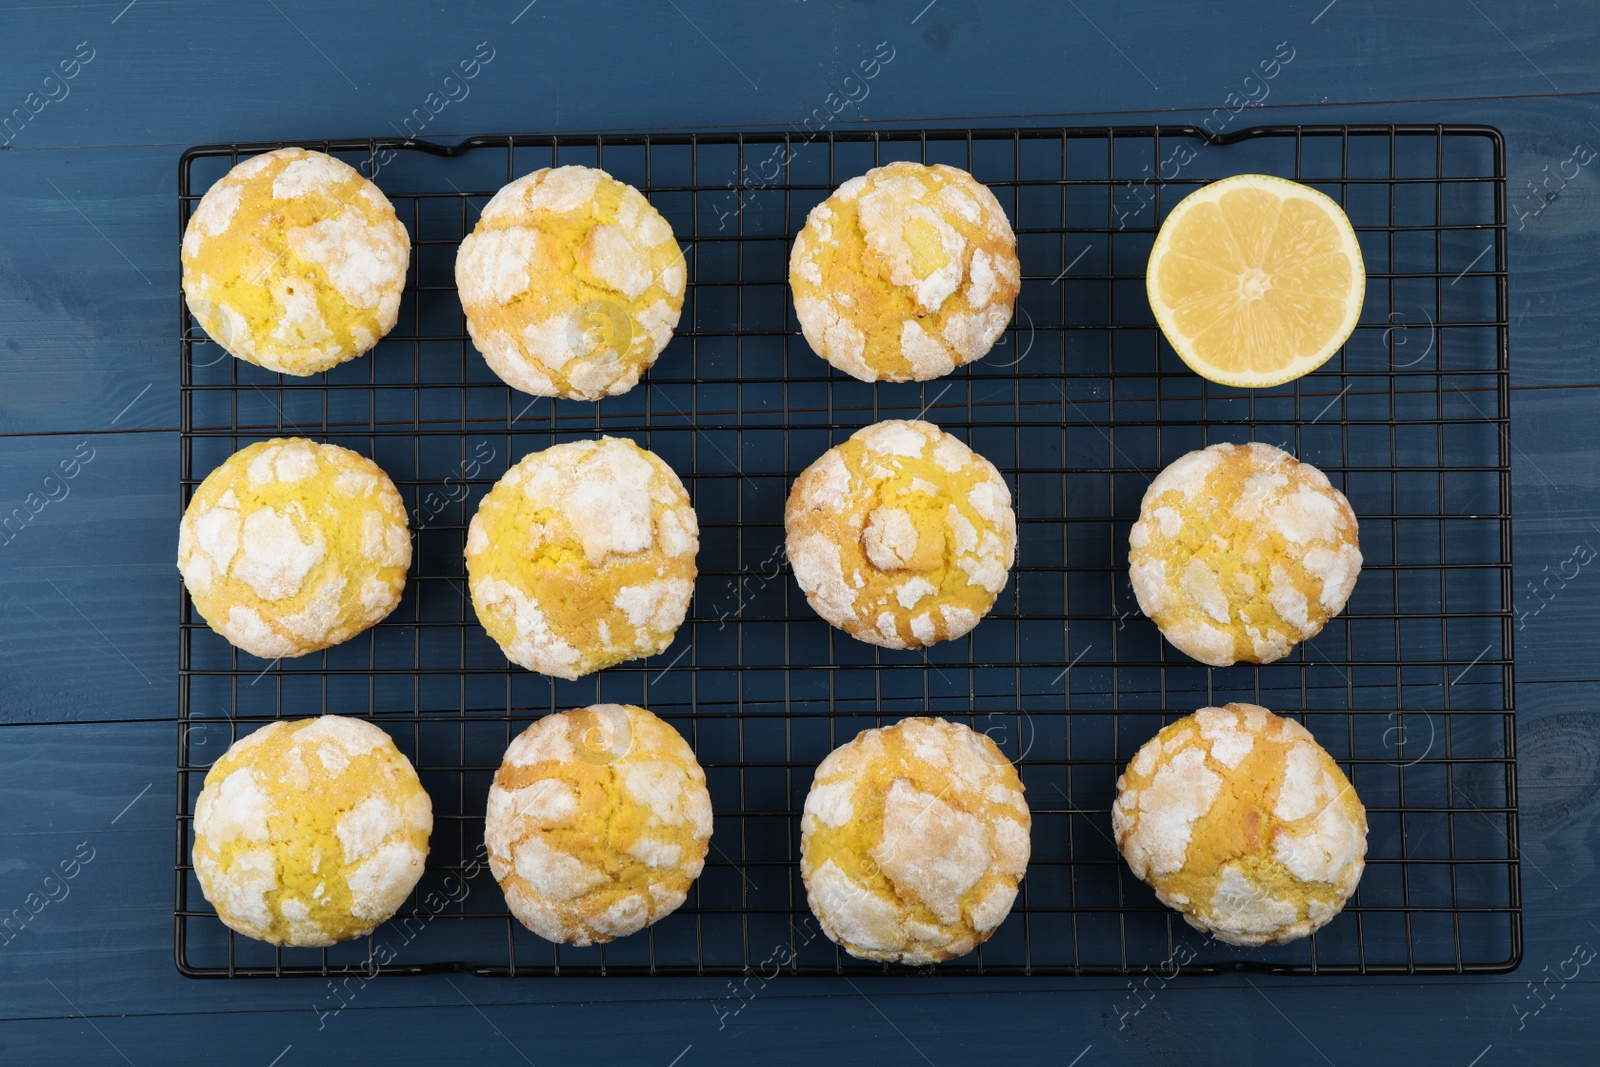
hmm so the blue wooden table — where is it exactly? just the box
[2,1,1597,1062]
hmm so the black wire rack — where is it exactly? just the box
[175,123,1518,978]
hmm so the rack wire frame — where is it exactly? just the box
[176,124,1519,978]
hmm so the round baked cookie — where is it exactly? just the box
[1112,703,1368,946]
[192,715,432,947]
[465,436,698,679]
[178,438,412,659]
[455,165,686,400]
[485,704,713,945]
[181,147,410,376]
[785,419,1015,650]
[800,717,1031,965]
[789,161,1021,382]
[1128,441,1362,667]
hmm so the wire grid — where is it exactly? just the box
[176,124,1518,978]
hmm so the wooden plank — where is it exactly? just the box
[0,359,1588,728]
[0,1,1593,150]
[0,693,1593,1018]
[0,0,1597,1055]
[1,982,1595,1064]
[0,93,1594,442]
[0,432,173,724]
[0,146,174,436]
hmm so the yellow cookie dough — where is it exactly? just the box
[465,436,698,679]
[181,147,410,376]
[800,716,1031,965]
[785,419,1015,649]
[1112,703,1367,946]
[790,161,1020,382]
[178,438,411,659]
[485,704,713,945]
[455,165,686,400]
[1128,441,1362,666]
[192,715,432,947]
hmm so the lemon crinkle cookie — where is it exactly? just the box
[455,165,686,400]
[789,161,1020,382]
[785,419,1015,649]
[466,436,698,679]
[485,704,712,945]
[192,715,432,947]
[800,717,1031,964]
[178,438,411,658]
[1128,441,1361,667]
[1112,703,1367,946]
[181,147,410,376]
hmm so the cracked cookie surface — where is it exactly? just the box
[785,419,1015,649]
[790,161,1020,382]
[1113,702,1367,946]
[486,704,712,945]
[1128,441,1362,666]
[466,436,697,679]
[193,715,432,947]
[178,438,411,658]
[456,165,685,400]
[182,147,410,376]
[800,716,1030,964]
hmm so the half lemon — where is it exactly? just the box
[1146,173,1365,389]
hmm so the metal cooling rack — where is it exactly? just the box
[176,124,1518,978]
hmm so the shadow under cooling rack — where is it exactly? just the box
[176,123,1518,977]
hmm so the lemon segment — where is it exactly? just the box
[1146,174,1365,389]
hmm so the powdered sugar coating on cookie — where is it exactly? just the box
[192,716,431,947]
[182,148,410,376]
[486,704,712,945]
[785,419,1015,650]
[1128,441,1362,667]
[465,437,697,678]
[456,166,685,401]
[790,162,1021,382]
[1112,703,1367,946]
[800,717,1030,964]
[178,439,411,658]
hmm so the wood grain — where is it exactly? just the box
[1,0,1599,1060]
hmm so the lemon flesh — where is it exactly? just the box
[1147,174,1365,389]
